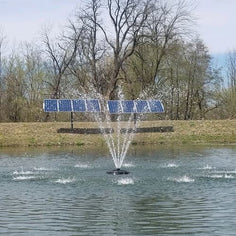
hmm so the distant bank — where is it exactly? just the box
[0,120,236,148]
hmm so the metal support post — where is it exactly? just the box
[71,112,74,130]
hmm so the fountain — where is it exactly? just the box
[87,87,149,175]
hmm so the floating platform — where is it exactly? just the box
[120,126,174,133]
[57,128,114,134]
[58,126,173,134]
[107,168,129,175]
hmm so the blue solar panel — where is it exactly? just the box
[107,100,122,114]
[135,100,150,113]
[43,99,58,112]
[86,99,100,112]
[122,100,135,113]
[58,99,72,112]
[148,100,164,113]
[72,99,86,112]
[43,99,164,114]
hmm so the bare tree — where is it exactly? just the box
[227,51,236,90]
[0,29,6,80]
[65,0,152,100]
[141,0,193,86]
[96,0,151,99]
[220,50,236,118]
[43,26,82,99]
[0,29,6,121]
[121,0,194,101]
[67,0,107,96]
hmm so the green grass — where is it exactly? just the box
[0,120,236,148]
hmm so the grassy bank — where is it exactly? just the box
[0,120,236,148]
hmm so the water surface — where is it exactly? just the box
[0,145,235,235]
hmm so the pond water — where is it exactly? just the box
[0,145,236,235]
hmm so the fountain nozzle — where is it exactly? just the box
[107,168,129,175]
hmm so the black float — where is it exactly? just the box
[107,168,129,175]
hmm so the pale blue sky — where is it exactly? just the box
[0,0,236,56]
[0,0,80,45]
[195,0,236,54]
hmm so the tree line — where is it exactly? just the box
[0,0,235,122]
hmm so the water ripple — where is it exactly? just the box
[74,163,91,168]
[13,176,37,181]
[55,177,76,184]
[116,177,134,185]
[168,175,195,183]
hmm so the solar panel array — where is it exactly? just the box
[43,99,101,112]
[44,99,164,113]
[107,100,164,113]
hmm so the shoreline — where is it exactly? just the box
[0,120,236,148]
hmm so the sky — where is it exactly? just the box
[0,0,236,58]
[195,0,236,54]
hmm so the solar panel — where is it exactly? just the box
[43,99,58,112]
[58,99,72,112]
[135,100,150,113]
[72,99,86,112]
[43,99,164,114]
[107,100,122,114]
[86,99,100,112]
[122,100,135,113]
[148,100,164,113]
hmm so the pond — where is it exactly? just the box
[0,145,236,235]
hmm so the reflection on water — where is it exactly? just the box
[0,145,236,235]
